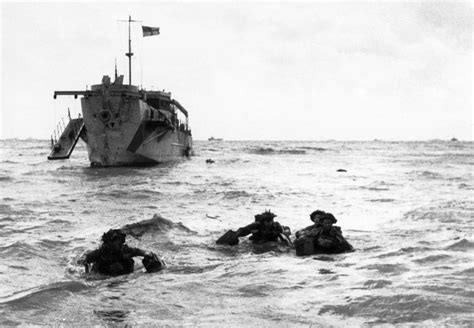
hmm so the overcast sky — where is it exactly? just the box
[1,1,472,140]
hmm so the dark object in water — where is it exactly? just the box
[450,137,458,142]
[206,159,215,164]
[295,237,315,256]
[216,230,239,246]
[337,169,347,172]
[142,253,164,273]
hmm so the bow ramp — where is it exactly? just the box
[48,118,84,160]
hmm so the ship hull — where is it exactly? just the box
[80,84,192,167]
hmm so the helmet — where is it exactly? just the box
[322,213,337,223]
[309,210,326,222]
[255,210,277,222]
[102,229,126,244]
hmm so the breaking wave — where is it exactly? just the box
[121,214,195,238]
[445,239,474,251]
[0,281,88,307]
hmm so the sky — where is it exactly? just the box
[1,1,472,140]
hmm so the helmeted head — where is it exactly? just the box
[101,229,126,247]
[321,213,337,231]
[309,210,326,223]
[255,210,277,226]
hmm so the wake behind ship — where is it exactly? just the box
[48,17,192,167]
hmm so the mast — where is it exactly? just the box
[114,58,118,80]
[125,15,134,85]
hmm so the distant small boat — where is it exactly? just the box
[450,137,458,142]
[208,137,223,141]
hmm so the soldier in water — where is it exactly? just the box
[217,210,291,245]
[295,211,353,255]
[295,210,327,239]
[79,229,163,276]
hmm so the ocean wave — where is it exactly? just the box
[319,293,471,324]
[237,283,270,297]
[167,264,221,275]
[8,265,29,271]
[404,201,473,224]
[421,284,474,298]
[0,175,13,182]
[247,147,275,155]
[458,183,473,190]
[92,189,161,199]
[0,241,45,258]
[0,216,14,223]
[121,214,195,238]
[47,219,71,225]
[445,239,474,251]
[413,254,452,264]
[216,190,254,200]
[278,149,306,155]
[300,146,328,151]
[453,267,474,276]
[37,238,71,250]
[410,170,444,180]
[359,181,391,191]
[368,198,395,202]
[164,181,184,185]
[358,263,408,275]
[376,246,433,258]
[220,158,243,165]
[245,146,327,155]
[0,203,13,211]
[362,279,392,289]
[93,309,129,324]
[0,280,88,306]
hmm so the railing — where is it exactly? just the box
[50,109,81,149]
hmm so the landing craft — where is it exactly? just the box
[48,16,192,167]
[208,137,223,141]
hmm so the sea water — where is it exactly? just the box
[0,139,472,326]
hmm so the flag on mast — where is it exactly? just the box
[142,26,160,37]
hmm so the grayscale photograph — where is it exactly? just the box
[0,1,472,326]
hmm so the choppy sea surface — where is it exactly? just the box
[0,139,472,327]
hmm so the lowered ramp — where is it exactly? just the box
[48,118,84,160]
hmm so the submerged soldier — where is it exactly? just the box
[295,210,327,239]
[295,211,353,255]
[79,229,164,276]
[217,210,291,246]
